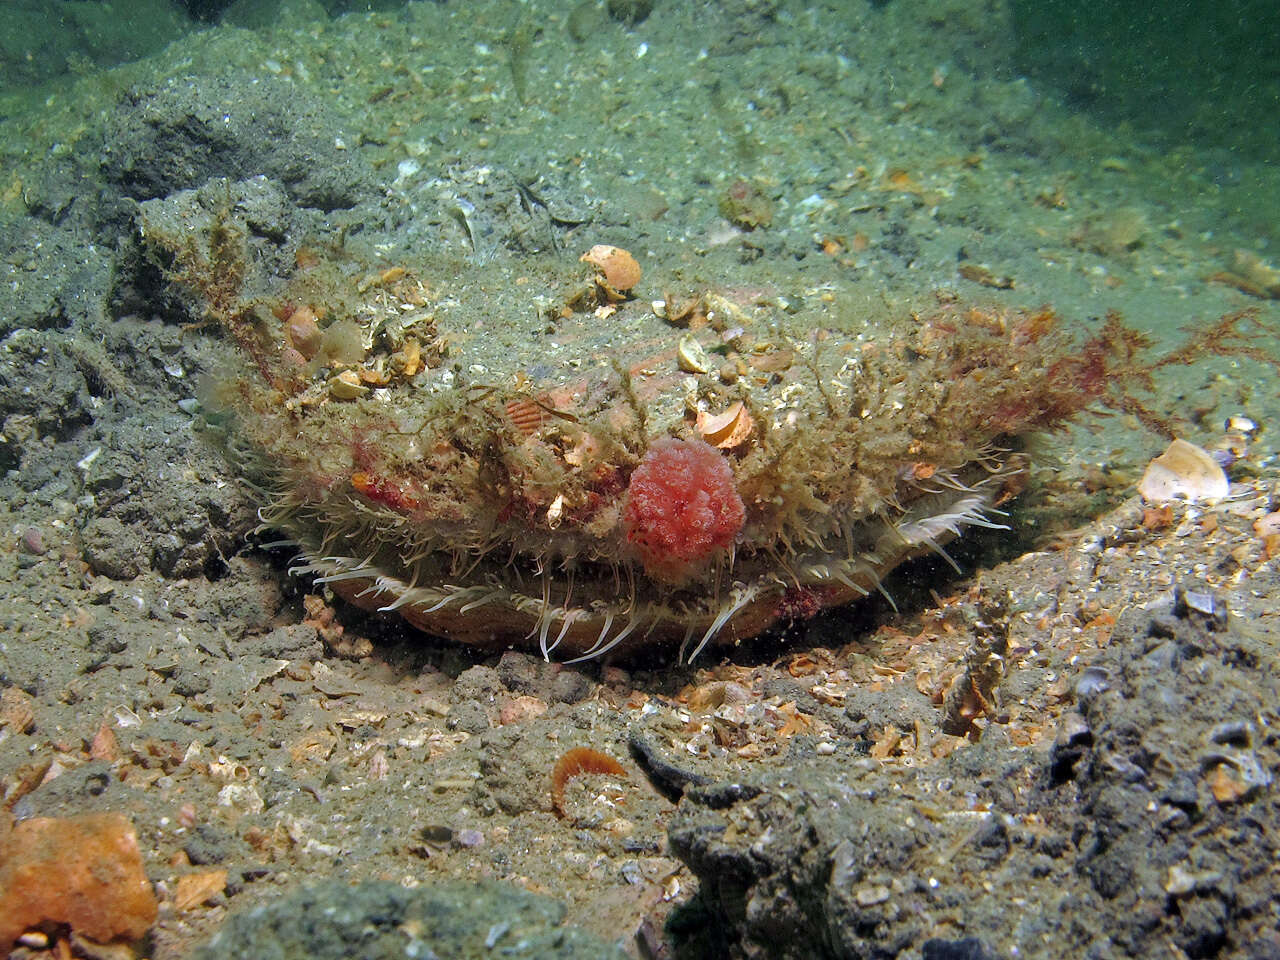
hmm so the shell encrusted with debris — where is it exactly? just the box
[163,213,1126,662]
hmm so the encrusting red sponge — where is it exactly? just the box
[622,437,746,583]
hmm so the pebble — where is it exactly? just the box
[18,526,46,554]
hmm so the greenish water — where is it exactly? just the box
[2,0,1278,412]
[6,0,1278,156]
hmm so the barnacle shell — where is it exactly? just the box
[580,244,641,298]
[1137,439,1229,504]
[696,401,753,449]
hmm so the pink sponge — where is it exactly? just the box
[622,438,746,583]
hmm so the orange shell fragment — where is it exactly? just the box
[0,811,158,950]
[696,401,753,449]
[580,244,642,297]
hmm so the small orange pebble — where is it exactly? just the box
[580,244,641,300]
[285,304,323,360]
[550,747,627,819]
[884,168,919,192]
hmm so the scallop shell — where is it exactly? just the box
[505,398,546,436]
[1137,439,1229,504]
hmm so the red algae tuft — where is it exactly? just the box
[622,438,746,584]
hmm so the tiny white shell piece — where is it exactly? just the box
[1137,439,1228,504]
[1225,414,1257,435]
[547,493,565,528]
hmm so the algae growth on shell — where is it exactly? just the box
[147,183,1134,663]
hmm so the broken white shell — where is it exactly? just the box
[677,334,711,374]
[329,369,369,400]
[1137,439,1229,504]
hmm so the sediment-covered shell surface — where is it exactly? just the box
[150,196,1128,662]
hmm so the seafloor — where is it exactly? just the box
[1,1,1278,958]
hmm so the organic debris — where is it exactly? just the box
[550,747,628,819]
[1207,250,1280,299]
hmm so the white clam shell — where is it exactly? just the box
[1137,439,1229,504]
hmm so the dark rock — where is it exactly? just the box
[445,700,490,734]
[478,727,543,815]
[762,675,820,714]
[494,652,590,704]
[171,664,213,697]
[85,623,128,657]
[185,823,234,865]
[80,516,144,580]
[667,586,1280,958]
[102,72,374,210]
[843,684,935,736]
[547,668,592,704]
[246,624,323,661]
[627,731,711,802]
[496,650,542,693]
[451,664,503,705]
[190,878,626,959]
[922,938,994,960]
